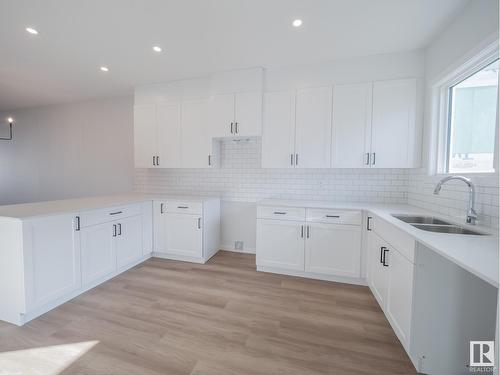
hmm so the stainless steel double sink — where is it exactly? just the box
[391,215,487,235]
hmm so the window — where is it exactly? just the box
[445,58,499,174]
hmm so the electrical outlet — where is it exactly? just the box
[235,241,244,250]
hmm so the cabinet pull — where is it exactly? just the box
[301,225,304,238]
[208,154,211,166]
[235,122,239,134]
[118,223,122,236]
[365,153,370,165]
[372,153,376,165]
[156,156,160,166]
[197,217,201,229]
[230,122,234,134]
[75,216,80,231]
[306,225,310,238]
[113,224,117,237]
[380,246,386,264]
[290,154,294,166]
[325,215,340,218]
[295,153,298,166]
[382,248,389,267]
[177,206,189,209]
[160,203,164,214]
[367,216,372,231]
[110,211,122,215]
[273,211,287,215]
[152,156,156,166]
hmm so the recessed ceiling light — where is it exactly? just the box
[153,46,162,53]
[100,66,109,72]
[292,19,303,27]
[25,27,38,35]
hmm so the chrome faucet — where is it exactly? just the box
[433,176,478,225]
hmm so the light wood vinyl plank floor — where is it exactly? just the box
[0,251,418,374]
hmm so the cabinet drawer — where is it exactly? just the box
[164,201,202,215]
[80,203,141,227]
[306,209,361,225]
[257,206,305,221]
[372,215,415,263]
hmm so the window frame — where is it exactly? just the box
[434,41,499,177]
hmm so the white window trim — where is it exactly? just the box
[431,39,499,178]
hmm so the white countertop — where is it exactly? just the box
[0,193,220,220]
[258,199,499,288]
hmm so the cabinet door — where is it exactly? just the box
[295,87,333,168]
[386,248,414,349]
[25,213,81,309]
[234,92,262,136]
[256,219,305,271]
[81,222,116,286]
[371,79,417,168]
[116,215,143,269]
[332,83,372,168]
[133,104,157,168]
[209,93,235,137]
[153,201,168,253]
[157,102,181,168]
[305,223,361,278]
[181,99,212,168]
[165,213,203,258]
[367,231,388,308]
[262,91,296,168]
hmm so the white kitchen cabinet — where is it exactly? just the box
[305,223,361,278]
[181,99,214,168]
[24,213,81,311]
[153,198,220,263]
[256,219,305,271]
[295,87,332,168]
[116,215,143,269]
[367,231,389,307]
[332,83,372,168]
[134,102,182,168]
[165,213,203,258]
[81,221,116,286]
[210,92,262,138]
[134,104,157,168]
[371,79,418,168]
[157,102,182,168]
[261,91,296,168]
[386,246,414,349]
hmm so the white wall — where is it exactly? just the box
[407,0,499,228]
[0,96,135,204]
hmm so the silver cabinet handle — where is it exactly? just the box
[177,206,189,209]
[230,122,234,134]
[372,153,376,165]
[110,211,122,215]
[325,215,340,218]
[118,223,122,236]
[75,216,80,231]
[295,154,298,166]
[208,154,211,166]
[290,154,294,166]
[306,225,310,238]
[365,153,370,165]
[152,156,156,166]
[235,122,239,134]
[160,203,164,214]
[156,156,160,166]
[301,225,304,238]
[197,217,201,229]
[113,224,117,237]
[273,211,287,215]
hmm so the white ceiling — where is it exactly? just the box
[0,0,468,111]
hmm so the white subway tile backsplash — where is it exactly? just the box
[134,139,499,228]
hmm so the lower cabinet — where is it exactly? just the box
[305,223,361,278]
[367,228,415,351]
[24,213,82,312]
[164,213,202,258]
[256,207,362,281]
[116,215,143,269]
[81,221,116,286]
[256,219,305,271]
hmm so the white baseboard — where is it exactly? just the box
[219,245,256,254]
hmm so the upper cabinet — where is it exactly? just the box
[331,79,419,169]
[133,103,181,168]
[210,92,262,138]
[371,79,418,168]
[262,87,332,169]
[331,83,372,168]
[295,87,332,168]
